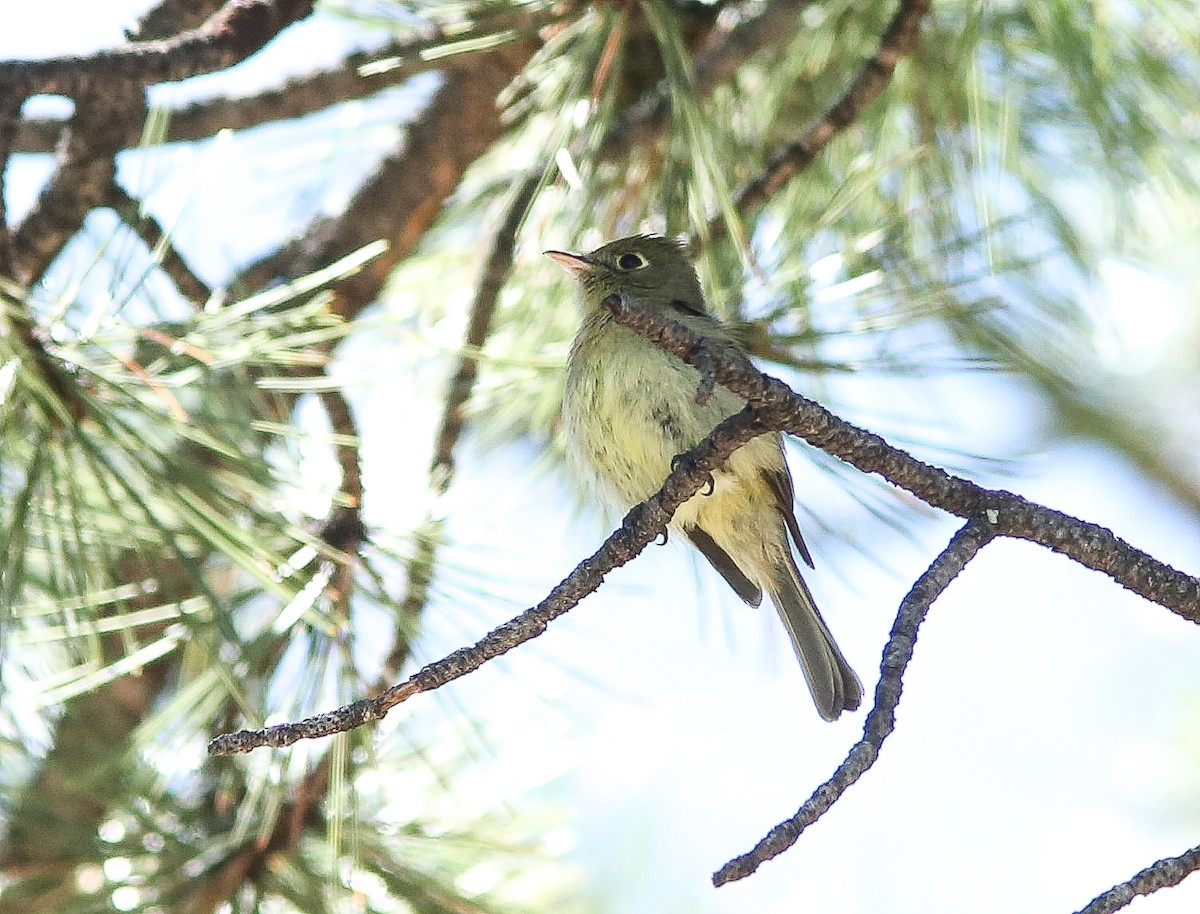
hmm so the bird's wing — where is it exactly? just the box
[669,298,707,318]
[762,464,814,569]
[684,525,763,606]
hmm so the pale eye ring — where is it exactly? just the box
[616,252,648,270]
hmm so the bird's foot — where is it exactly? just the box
[671,452,715,496]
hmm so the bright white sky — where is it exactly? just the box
[6,4,1200,913]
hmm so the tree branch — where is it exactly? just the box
[317,388,363,523]
[233,39,536,314]
[11,87,144,285]
[429,173,540,485]
[385,171,541,679]
[0,0,316,97]
[730,0,930,221]
[713,518,996,884]
[14,12,564,156]
[105,180,213,304]
[603,295,1200,619]
[127,0,230,41]
[0,92,24,278]
[204,292,1199,903]
[1073,843,1200,914]
[599,0,819,159]
[313,385,366,620]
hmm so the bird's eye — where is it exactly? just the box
[616,252,648,271]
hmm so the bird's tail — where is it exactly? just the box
[766,555,863,721]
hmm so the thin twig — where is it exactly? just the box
[222,175,539,761]
[727,0,930,224]
[105,181,213,305]
[1073,843,1200,914]
[316,387,365,617]
[599,0,818,159]
[430,174,540,484]
[204,45,539,760]
[713,518,996,884]
[603,294,1200,620]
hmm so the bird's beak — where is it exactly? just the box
[544,250,593,277]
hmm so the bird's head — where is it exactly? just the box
[545,234,706,315]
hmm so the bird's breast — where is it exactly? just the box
[564,319,744,508]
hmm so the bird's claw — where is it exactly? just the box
[671,453,715,496]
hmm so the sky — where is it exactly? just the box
[5,4,1200,914]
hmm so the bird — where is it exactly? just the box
[546,234,862,721]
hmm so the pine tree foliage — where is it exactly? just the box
[0,0,1197,911]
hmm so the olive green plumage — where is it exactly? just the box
[547,235,862,721]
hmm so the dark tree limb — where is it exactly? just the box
[11,45,444,155]
[14,8,566,156]
[318,388,364,526]
[233,39,536,314]
[127,0,230,41]
[315,386,367,618]
[1073,843,1200,914]
[13,119,70,158]
[0,0,316,97]
[0,92,24,278]
[713,518,996,884]
[12,87,144,286]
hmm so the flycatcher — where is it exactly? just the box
[547,234,862,721]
